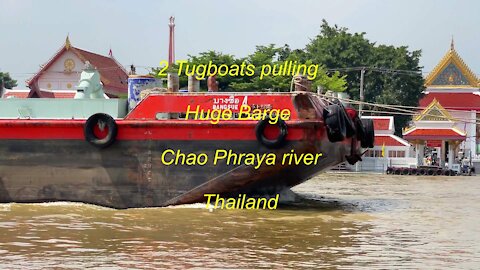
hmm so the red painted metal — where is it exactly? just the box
[0,119,319,141]
[0,93,324,141]
[126,93,299,120]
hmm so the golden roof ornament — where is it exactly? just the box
[65,35,71,50]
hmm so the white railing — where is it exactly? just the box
[348,157,418,172]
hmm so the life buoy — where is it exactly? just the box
[255,118,288,149]
[324,104,347,143]
[84,113,118,148]
[419,169,427,175]
[410,168,417,175]
[401,168,409,175]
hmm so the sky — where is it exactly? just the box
[1,0,479,89]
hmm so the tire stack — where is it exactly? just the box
[385,167,457,176]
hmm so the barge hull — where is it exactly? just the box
[0,138,349,209]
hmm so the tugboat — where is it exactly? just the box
[0,64,374,208]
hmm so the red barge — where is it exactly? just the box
[0,76,374,209]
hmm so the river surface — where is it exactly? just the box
[0,173,479,269]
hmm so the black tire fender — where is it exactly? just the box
[360,118,375,148]
[323,104,347,143]
[255,117,288,149]
[355,117,366,141]
[84,113,118,148]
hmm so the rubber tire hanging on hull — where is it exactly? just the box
[255,118,288,149]
[360,118,375,148]
[324,104,347,143]
[84,113,118,148]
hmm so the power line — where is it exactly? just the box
[318,93,480,126]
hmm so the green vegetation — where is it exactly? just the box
[307,20,424,134]
[0,72,17,89]
[152,46,347,93]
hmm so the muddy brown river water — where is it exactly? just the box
[0,173,479,269]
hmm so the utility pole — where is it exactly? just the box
[358,67,366,116]
[0,71,4,99]
[168,16,175,66]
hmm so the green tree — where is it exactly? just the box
[0,72,17,89]
[231,44,346,92]
[152,44,347,93]
[187,51,245,91]
[151,51,244,91]
[306,20,424,134]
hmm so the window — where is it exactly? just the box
[364,150,374,157]
[388,150,406,158]
[365,149,407,158]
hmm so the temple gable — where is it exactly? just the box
[424,40,478,88]
[415,99,453,122]
[430,62,470,86]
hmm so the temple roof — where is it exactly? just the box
[2,90,30,99]
[3,90,76,99]
[27,36,128,98]
[373,118,392,131]
[403,128,466,140]
[362,116,394,134]
[424,40,479,88]
[374,134,410,147]
[419,92,480,111]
